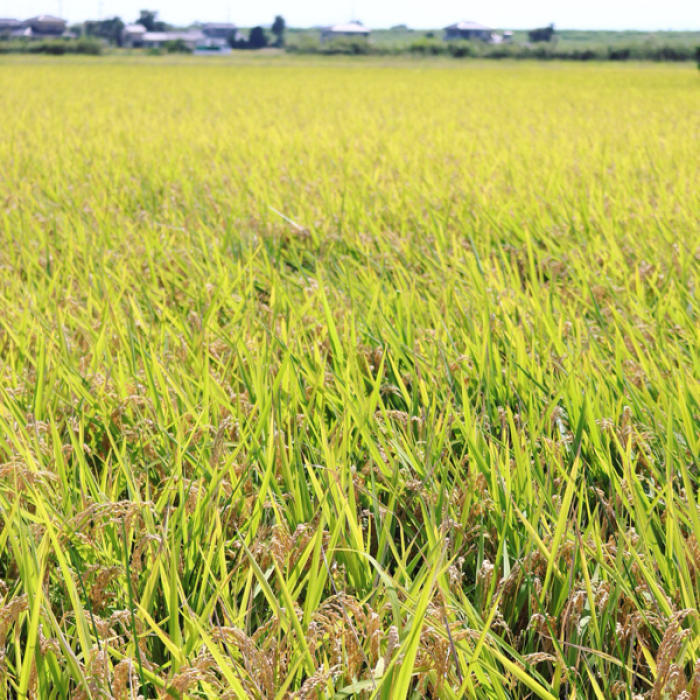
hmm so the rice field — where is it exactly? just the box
[0,57,698,698]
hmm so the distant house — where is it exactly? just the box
[122,23,147,47]
[123,25,220,51]
[200,23,237,48]
[444,21,492,42]
[10,26,34,40]
[321,21,370,42]
[22,15,67,38]
[491,31,514,45]
[0,18,21,38]
[1,15,71,40]
[141,30,205,50]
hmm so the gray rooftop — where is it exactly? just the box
[26,15,66,23]
[446,21,492,31]
[201,23,237,30]
[323,22,370,34]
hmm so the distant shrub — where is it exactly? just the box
[447,41,477,58]
[30,40,68,55]
[74,38,102,55]
[569,48,599,61]
[528,24,555,43]
[0,39,29,54]
[319,38,371,55]
[288,33,406,56]
[285,36,321,53]
[608,47,631,60]
[481,44,521,59]
[163,39,192,54]
[0,38,103,55]
[408,39,446,55]
[284,34,697,62]
[647,44,693,61]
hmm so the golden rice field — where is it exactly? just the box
[0,56,698,698]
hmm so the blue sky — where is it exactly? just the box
[2,0,698,30]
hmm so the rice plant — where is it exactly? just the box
[0,56,698,698]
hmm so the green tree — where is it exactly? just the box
[248,26,268,49]
[85,17,125,45]
[137,10,167,32]
[528,24,555,42]
[163,38,191,53]
[271,15,286,47]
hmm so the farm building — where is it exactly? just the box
[444,21,492,41]
[122,23,146,47]
[122,24,235,52]
[22,15,68,37]
[2,15,69,39]
[0,18,20,38]
[321,21,370,42]
[141,30,206,50]
[201,23,238,48]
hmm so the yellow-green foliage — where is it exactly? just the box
[0,57,698,698]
